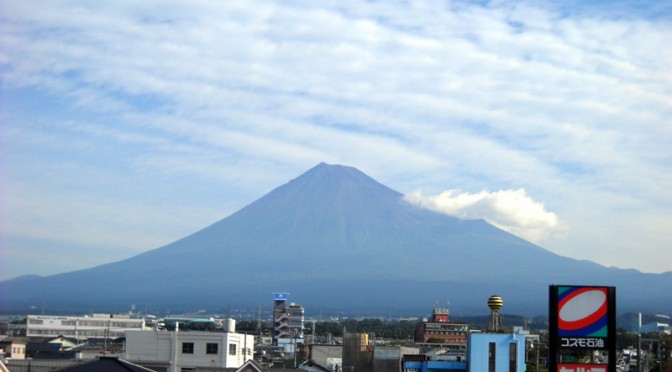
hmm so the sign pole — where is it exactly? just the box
[549,285,559,371]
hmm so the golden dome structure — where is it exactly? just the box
[486,295,503,332]
[487,295,503,310]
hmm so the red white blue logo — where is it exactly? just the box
[557,286,608,337]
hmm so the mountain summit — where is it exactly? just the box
[1,163,670,314]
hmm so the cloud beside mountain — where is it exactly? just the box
[405,188,565,243]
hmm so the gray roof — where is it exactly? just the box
[56,356,155,372]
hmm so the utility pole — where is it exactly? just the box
[312,320,316,345]
[257,305,262,336]
[638,312,642,372]
[637,333,642,372]
[293,332,298,368]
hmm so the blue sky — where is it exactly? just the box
[1,0,671,281]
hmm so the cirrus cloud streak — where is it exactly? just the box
[1,0,671,278]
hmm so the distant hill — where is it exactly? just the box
[1,163,670,315]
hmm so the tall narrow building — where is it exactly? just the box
[272,293,304,349]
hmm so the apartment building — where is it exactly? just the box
[26,314,147,340]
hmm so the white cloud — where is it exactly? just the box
[405,189,565,243]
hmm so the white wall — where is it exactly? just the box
[27,314,146,339]
[125,330,254,371]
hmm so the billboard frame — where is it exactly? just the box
[549,285,616,372]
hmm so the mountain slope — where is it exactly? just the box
[1,163,669,315]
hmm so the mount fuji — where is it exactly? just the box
[1,163,669,315]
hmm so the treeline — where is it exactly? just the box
[234,315,550,339]
[235,318,418,339]
[234,313,671,340]
[317,319,418,339]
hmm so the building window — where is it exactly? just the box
[489,342,496,372]
[182,342,194,354]
[28,319,43,325]
[229,343,237,355]
[206,343,218,354]
[509,342,517,372]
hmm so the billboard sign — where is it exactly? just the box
[549,285,616,372]
[558,286,608,347]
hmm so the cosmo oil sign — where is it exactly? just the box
[549,285,616,372]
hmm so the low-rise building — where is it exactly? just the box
[467,332,526,372]
[124,319,254,372]
[402,332,526,372]
[414,305,468,353]
[0,339,26,359]
[26,336,80,359]
[342,333,372,372]
[642,322,670,334]
[27,314,147,340]
[373,345,419,372]
[304,344,342,372]
[56,356,155,372]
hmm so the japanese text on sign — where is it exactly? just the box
[560,338,605,349]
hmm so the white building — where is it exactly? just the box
[124,320,254,372]
[641,314,671,334]
[641,321,671,334]
[26,314,147,340]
